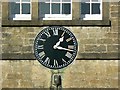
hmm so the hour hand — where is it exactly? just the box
[56,46,74,52]
[53,36,64,49]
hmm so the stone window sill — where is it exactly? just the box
[2,19,111,27]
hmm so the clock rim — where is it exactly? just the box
[34,26,78,69]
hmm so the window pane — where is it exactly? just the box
[52,3,60,14]
[92,3,100,14]
[22,3,30,14]
[81,0,90,2]
[46,0,50,1]
[39,2,50,14]
[11,0,20,2]
[81,3,90,14]
[62,3,71,14]
[10,2,20,14]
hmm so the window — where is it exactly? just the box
[9,0,31,20]
[2,0,110,26]
[39,0,72,20]
[81,0,102,20]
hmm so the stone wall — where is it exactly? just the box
[0,0,2,90]
[2,60,118,88]
[1,26,119,59]
[118,1,120,64]
[1,1,120,89]
[118,2,120,89]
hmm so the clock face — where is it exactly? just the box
[34,26,78,69]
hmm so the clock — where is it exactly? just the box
[34,26,78,69]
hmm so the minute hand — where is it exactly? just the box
[56,46,74,52]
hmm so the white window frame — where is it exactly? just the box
[41,0,72,20]
[81,0,102,20]
[10,0,32,20]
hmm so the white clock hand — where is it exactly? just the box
[59,36,64,42]
[56,46,74,52]
[53,36,64,49]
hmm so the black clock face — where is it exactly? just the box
[34,26,78,69]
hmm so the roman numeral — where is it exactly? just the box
[37,45,44,49]
[39,51,45,59]
[53,29,58,36]
[68,45,74,49]
[44,57,50,65]
[66,38,72,42]
[65,52,72,59]
[39,39,46,42]
[44,31,51,38]
[53,59,58,67]
[62,58,67,63]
